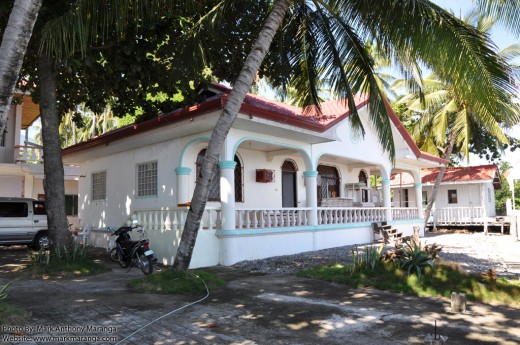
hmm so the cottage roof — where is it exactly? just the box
[391,164,501,189]
[61,84,446,165]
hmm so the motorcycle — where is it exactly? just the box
[109,221,157,275]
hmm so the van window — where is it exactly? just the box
[0,202,29,217]
[33,201,46,215]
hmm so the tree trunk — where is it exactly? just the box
[0,0,42,134]
[172,0,292,270]
[423,133,457,231]
[38,54,71,250]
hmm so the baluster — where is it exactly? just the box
[251,211,259,229]
[154,211,159,230]
[279,210,284,227]
[30,148,37,162]
[265,210,271,228]
[164,212,171,230]
[244,210,251,229]
[237,210,244,229]
[292,210,296,226]
[171,212,179,231]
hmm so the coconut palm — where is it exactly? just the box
[394,9,520,230]
[0,0,41,136]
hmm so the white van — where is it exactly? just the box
[0,197,49,250]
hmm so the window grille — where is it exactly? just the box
[137,161,158,197]
[92,171,106,200]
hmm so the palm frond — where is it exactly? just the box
[40,0,195,58]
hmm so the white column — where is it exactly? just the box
[415,182,423,218]
[382,178,392,222]
[23,174,34,198]
[175,167,191,205]
[304,170,318,226]
[219,160,236,231]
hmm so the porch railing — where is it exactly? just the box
[132,205,423,232]
[132,206,221,231]
[235,208,311,229]
[15,145,43,163]
[317,207,386,225]
[433,207,484,224]
[392,207,420,220]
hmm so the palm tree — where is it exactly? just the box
[0,0,41,136]
[394,9,520,230]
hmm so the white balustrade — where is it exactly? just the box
[15,145,43,163]
[132,206,221,232]
[317,207,386,225]
[235,208,311,229]
[433,207,484,224]
[392,207,420,220]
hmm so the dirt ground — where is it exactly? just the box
[1,235,519,345]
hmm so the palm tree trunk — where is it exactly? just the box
[423,133,457,231]
[38,54,71,250]
[0,0,42,135]
[172,0,292,270]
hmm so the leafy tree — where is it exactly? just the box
[0,0,206,250]
[495,162,512,215]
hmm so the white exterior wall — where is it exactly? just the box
[0,175,23,196]
[424,182,496,217]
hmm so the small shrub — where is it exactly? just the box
[382,238,439,277]
[350,244,384,273]
[398,239,435,277]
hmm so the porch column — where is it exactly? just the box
[382,178,393,222]
[175,167,191,205]
[219,160,236,231]
[304,170,318,226]
[23,174,34,198]
[415,183,423,218]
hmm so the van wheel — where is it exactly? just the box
[31,233,50,251]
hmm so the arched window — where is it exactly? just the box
[196,149,244,202]
[317,165,340,203]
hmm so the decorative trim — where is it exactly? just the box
[178,137,210,167]
[175,167,192,175]
[303,170,319,177]
[414,183,423,188]
[219,160,237,169]
[381,179,390,186]
[232,136,313,170]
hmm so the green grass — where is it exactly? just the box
[26,257,110,279]
[297,260,520,306]
[0,302,30,325]
[130,269,226,294]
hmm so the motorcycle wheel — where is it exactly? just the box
[117,249,130,268]
[109,248,118,262]
[138,254,153,275]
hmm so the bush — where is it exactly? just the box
[350,244,384,273]
[382,238,439,277]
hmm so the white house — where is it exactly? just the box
[0,94,79,226]
[62,84,446,268]
[390,164,501,227]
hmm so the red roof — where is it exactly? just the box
[391,164,501,188]
[62,84,446,165]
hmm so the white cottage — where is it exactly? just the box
[62,85,446,268]
[390,164,501,227]
[0,94,79,226]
